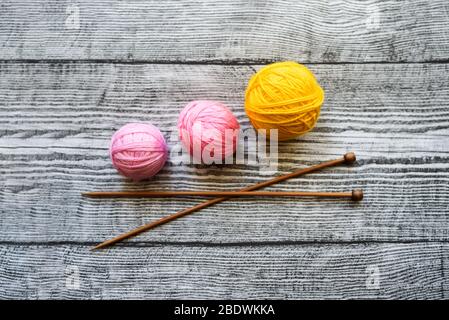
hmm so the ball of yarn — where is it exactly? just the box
[109,123,168,181]
[244,61,324,141]
[177,100,240,162]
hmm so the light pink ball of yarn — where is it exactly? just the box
[110,123,168,181]
[177,100,240,161]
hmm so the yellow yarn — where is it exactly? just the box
[244,61,324,141]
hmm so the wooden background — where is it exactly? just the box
[1,0,448,299]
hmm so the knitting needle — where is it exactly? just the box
[91,152,357,250]
[83,190,363,201]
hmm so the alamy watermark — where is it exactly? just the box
[169,127,279,174]
[365,265,380,289]
[65,265,80,290]
[365,4,381,31]
[65,4,80,30]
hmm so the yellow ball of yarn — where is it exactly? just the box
[244,61,324,141]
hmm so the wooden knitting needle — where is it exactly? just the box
[91,152,357,250]
[83,190,363,200]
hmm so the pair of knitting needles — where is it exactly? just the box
[86,152,361,250]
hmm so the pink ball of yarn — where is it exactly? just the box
[110,123,168,181]
[177,100,240,162]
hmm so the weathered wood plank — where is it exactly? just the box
[0,0,449,62]
[0,62,448,243]
[0,243,446,299]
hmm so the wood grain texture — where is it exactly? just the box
[0,243,447,299]
[0,62,448,243]
[1,0,449,299]
[0,0,449,62]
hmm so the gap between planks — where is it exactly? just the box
[1,59,449,66]
[0,240,448,248]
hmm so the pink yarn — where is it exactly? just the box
[177,100,240,162]
[110,123,168,181]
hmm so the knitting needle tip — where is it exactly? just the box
[82,192,96,198]
[91,243,106,251]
